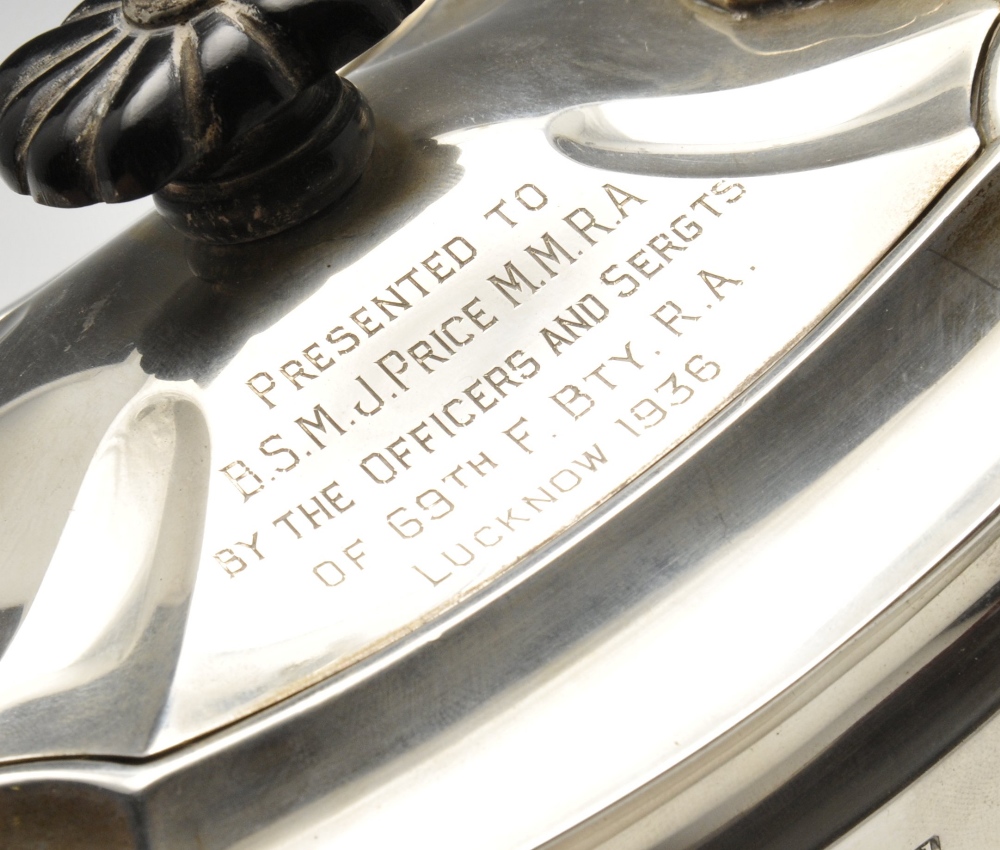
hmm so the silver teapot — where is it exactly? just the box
[2,1,1000,847]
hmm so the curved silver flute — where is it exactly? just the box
[2,1,1000,848]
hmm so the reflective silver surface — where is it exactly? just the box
[831,626,1000,850]
[4,0,1000,847]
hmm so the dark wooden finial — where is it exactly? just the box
[0,0,421,243]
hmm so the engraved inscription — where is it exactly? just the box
[189,127,949,708]
[218,180,743,508]
[211,176,755,604]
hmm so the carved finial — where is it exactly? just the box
[0,0,421,242]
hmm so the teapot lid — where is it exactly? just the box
[2,0,1000,847]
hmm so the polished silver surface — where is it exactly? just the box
[831,662,1000,849]
[4,0,1000,848]
[0,0,991,765]
[832,734,1000,849]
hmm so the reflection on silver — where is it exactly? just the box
[550,11,986,177]
[4,0,1000,847]
[831,666,1000,850]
